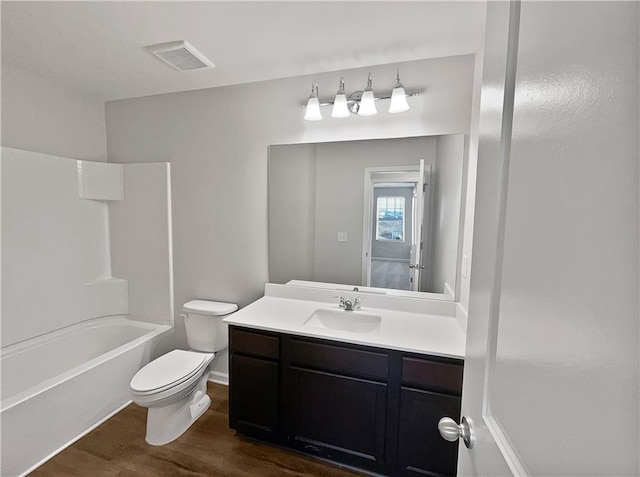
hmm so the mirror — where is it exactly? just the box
[268,134,466,300]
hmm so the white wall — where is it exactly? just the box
[1,148,126,347]
[1,63,107,162]
[105,55,476,351]
[109,163,174,324]
[430,135,465,295]
[2,148,174,347]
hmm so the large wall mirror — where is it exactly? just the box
[268,135,467,301]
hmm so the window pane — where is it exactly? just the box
[376,196,405,241]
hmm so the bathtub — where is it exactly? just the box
[0,316,171,476]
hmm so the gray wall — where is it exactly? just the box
[429,135,465,295]
[105,55,476,358]
[268,144,317,284]
[1,63,107,161]
[313,138,435,285]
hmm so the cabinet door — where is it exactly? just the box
[397,387,461,477]
[230,354,279,442]
[288,368,387,473]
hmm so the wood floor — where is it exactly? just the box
[32,383,360,477]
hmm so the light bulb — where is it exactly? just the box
[304,81,322,121]
[358,73,377,116]
[389,70,410,113]
[331,77,350,118]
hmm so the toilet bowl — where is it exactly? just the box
[129,300,237,445]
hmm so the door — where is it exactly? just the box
[362,164,430,291]
[230,354,280,441]
[288,367,387,472]
[455,1,639,475]
[413,161,430,291]
[398,387,461,476]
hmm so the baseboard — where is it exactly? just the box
[208,371,229,386]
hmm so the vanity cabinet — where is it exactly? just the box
[229,328,281,442]
[229,326,463,477]
[286,338,390,472]
[397,356,464,475]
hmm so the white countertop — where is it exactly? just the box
[224,294,466,359]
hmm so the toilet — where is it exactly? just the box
[129,300,238,445]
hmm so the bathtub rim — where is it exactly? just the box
[1,315,171,413]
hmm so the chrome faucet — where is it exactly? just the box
[335,296,364,311]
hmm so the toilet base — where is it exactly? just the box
[145,375,211,446]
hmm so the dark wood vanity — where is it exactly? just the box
[229,325,463,477]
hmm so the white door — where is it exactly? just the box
[361,164,426,289]
[411,162,430,291]
[453,1,639,475]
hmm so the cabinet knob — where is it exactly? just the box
[438,416,475,449]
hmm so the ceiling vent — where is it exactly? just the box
[147,41,215,72]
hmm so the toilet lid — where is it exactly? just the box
[183,300,238,316]
[130,350,211,394]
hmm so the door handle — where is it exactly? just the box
[438,416,475,449]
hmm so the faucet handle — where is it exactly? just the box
[333,296,346,308]
[353,297,365,310]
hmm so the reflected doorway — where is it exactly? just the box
[362,162,431,291]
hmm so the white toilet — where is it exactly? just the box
[129,300,238,445]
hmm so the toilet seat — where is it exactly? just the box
[131,350,214,396]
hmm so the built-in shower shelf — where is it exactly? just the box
[77,161,124,201]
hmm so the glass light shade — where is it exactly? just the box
[358,90,377,116]
[304,97,322,121]
[389,85,410,113]
[331,93,350,118]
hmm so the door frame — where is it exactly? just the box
[361,163,430,289]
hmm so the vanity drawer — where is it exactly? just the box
[401,356,463,395]
[230,327,280,360]
[290,339,388,381]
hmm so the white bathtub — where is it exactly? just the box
[0,316,171,476]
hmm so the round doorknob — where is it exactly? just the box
[438,416,475,449]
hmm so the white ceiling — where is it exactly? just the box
[1,1,486,101]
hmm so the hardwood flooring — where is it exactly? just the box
[32,383,360,477]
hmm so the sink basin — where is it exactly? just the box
[303,309,382,334]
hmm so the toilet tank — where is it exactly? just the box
[182,300,238,352]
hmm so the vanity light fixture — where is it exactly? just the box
[389,70,410,113]
[303,81,322,121]
[303,71,417,121]
[358,73,377,116]
[331,78,350,118]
